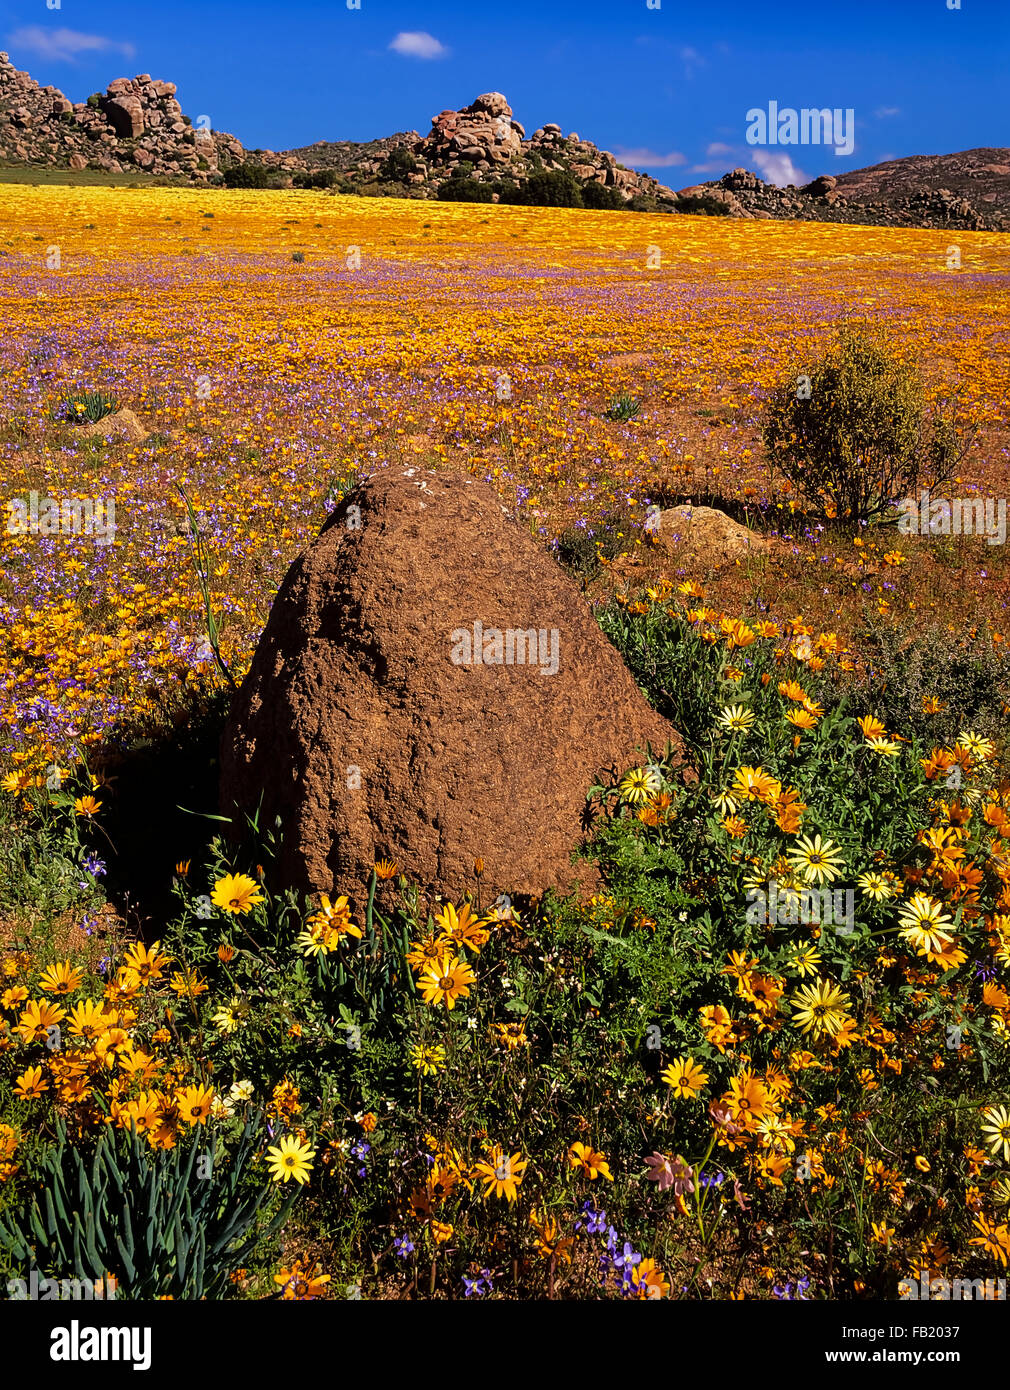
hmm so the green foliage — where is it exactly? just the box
[554,509,634,577]
[598,596,733,750]
[605,390,641,421]
[53,390,119,425]
[591,594,1010,1286]
[675,194,732,216]
[378,148,418,183]
[627,193,672,213]
[763,323,973,522]
[0,800,97,915]
[438,169,494,203]
[293,168,339,190]
[223,163,276,190]
[0,1113,294,1299]
[501,169,584,207]
[581,181,626,210]
[161,819,417,1102]
[323,464,361,511]
[175,483,237,690]
[843,614,1010,747]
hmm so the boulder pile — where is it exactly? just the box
[0,51,243,178]
[261,91,680,205]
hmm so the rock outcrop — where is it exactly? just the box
[0,51,243,180]
[263,92,680,206]
[677,156,1009,231]
[220,468,682,906]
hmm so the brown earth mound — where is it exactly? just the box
[219,468,682,906]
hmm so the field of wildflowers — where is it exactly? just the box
[2,186,1010,1303]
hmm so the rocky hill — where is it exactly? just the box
[248,91,679,207]
[834,148,1010,213]
[1,48,1007,230]
[0,50,242,178]
[678,153,1010,232]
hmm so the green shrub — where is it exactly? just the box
[582,181,626,210]
[438,173,494,204]
[378,148,418,183]
[294,168,339,190]
[501,170,584,208]
[675,194,732,216]
[627,193,673,213]
[223,163,275,190]
[763,323,973,522]
[840,614,1010,747]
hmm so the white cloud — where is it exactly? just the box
[614,147,686,168]
[686,142,734,173]
[6,25,135,63]
[389,31,449,60]
[874,106,901,119]
[750,149,808,186]
[689,144,809,186]
[680,45,705,78]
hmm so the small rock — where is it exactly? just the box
[652,505,769,569]
[80,408,148,444]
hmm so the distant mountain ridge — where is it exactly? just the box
[676,148,1010,230]
[835,147,1010,212]
[677,156,1010,231]
[0,49,1006,230]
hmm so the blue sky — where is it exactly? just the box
[1,0,1006,185]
